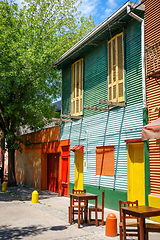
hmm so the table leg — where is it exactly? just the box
[139,217,144,240]
[70,196,72,225]
[95,197,98,227]
[78,199,80,228]
[123,211,126,240]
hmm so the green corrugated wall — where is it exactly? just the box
[125,19,143,105]
[62,66,71,115]
[84,40,107,117]
[62,18,142,117]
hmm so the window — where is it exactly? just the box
[71,58,83,116]
[108,33,124,102]
[96,145,114,176]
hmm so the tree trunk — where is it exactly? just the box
[8,149,16,186]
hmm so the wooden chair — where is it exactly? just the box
[89,190,104,226]
[119,200,140,240]
[68,189,87,224]
[145,222,160,240]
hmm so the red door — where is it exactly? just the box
[61,146,69,196]
[47,153,59,192]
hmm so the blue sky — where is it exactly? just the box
[15,0,140,25]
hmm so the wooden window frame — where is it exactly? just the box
[108,32,125,102]
[96,145,114,177]
[71,58,83,116]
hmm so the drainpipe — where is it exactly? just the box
[127,5,146,108]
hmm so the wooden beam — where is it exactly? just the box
[84,105,109,112]
[61,114,83,119]
[98,100,126,107]
[61,114,71,118]
[51,118,72,122]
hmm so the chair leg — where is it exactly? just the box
[72,207,74,221]
[84,207,87,223]
[89,209,91,225]
[68,206,70,223]
[138,226,140,240]
[102,210,104,226]
[80,209,83,224]
[145,231,148,240]
[119,226,122,240]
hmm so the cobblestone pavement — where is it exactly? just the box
[0,184,160,240]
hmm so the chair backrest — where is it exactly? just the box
[119,200,139,223]
[72,189,86,205]
[102,190,105,209]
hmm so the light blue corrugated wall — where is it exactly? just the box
[60,102,143,191]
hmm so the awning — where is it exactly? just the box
[71,145,84,153]
[142,117,160,141]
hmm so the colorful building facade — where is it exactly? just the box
[56,2,146,210]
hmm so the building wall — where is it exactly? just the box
[15,126,60,189]
[61,18,143,210]
[62,17,143,117]
[144,0,160,221]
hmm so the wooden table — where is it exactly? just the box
[122,205,160,240]
[70,192,98,228]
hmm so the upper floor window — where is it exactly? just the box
[108,33,125,102]
[71,58,83,116]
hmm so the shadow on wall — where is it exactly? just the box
[15,151,41,189]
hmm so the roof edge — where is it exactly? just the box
[55,1,145,66]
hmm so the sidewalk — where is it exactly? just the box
[0,185,159,240]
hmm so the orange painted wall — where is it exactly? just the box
[15,126,70,196]
[20,126,60,144]
[15,126,60,189]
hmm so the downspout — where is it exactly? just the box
[127,5,146,107]
[127,6,150,206]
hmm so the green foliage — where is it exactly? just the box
[0,0,95,152]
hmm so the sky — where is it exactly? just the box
[15,0,140,26]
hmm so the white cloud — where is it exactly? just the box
[78,0,99,16]
[107,0,118,9]
[101,0,118,20]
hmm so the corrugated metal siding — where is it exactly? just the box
[60,16,144,192]
[84,40,107,117]
[62,19,142,117]
[145,0,160,43]
[145,0,160,195]
[60,103,143,191]
[62,66,71,115]
[125,19,143,105]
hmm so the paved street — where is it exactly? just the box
[0,185,159,240]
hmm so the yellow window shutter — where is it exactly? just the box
[108,32,124,103]
[71,59,83,116]
[117,34,124,102]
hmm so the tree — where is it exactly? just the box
[0,0,95,186]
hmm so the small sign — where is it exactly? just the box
[84,159,87,171]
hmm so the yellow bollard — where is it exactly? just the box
[2,181,7,191]
[31,190,39,203]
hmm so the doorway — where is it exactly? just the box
[127,142,145,205]
[47,153,59,193]
[74,150,83,190]
[61,146,69,196]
